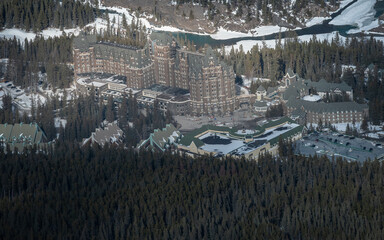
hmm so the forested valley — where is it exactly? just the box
[0,146,383,239]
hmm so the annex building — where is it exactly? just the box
[177,117,304,160]
[282,69,368,124]
[0,123,48,153]
[73,32,237,115]
[136,123,181,152]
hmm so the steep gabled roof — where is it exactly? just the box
[286,68,296,78]
[91,122,123,146]
[150,124,180,151]
[257,85,266,92]
[0,123,46,144]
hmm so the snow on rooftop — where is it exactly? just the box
[302,95,322,102]
[77,78,107,87]
[236,129,256,135]
[256,123,300,141]
[199,132,245,155]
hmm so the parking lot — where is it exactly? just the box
[295,132,384,162]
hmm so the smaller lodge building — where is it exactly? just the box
[177,117,304,160]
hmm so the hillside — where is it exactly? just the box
[1,146,384,239]
[104,0,342,33]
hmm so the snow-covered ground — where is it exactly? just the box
[225,31,347,52]
[0,29,37,42]
[305,17,329,27]
[0,27,83,43]
[330,0,378,34]
[309,122,383,134]
[210,26,294,40]
[242,76,271,88]
[54,117,67,128]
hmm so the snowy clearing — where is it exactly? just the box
[225,31,347,52]
[0,27,82,43]
[305,17,329,27]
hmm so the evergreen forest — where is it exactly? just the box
[0,0,99,31]
[0,146,383,239]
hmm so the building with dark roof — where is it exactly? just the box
[73,32,236,116]
[282,69,353,101]
[82,122,124,147]
[136,123,181,151]
[286,99,368,124]
[177,117,304,160]
[0,123,48,153]
[73,34,154,89]
[281,69,365,124]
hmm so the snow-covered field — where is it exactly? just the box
[330,0,378,34]
[0,27,83,43]
[308,122,383,134]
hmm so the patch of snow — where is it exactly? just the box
[306,17,329,27]
[0,89,5,109]
[54,117,67,128]
[290,0,296,9]
[0,27,82,43]
[199,133,245,155]
[242,76,271,88]
[302,95,322,102]
[239,86,250,95]
[0,29,37,42]
[367,132,380,139]
[331,122,361,132]
[236,129,255,135]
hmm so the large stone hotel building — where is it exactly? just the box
[73,32,236,115]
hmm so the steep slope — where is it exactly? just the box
[104,0,343,33]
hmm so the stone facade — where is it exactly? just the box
[73,33,236,115]
[286,100,368,124]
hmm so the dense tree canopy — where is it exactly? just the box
[0,0,99,31]
[0,146,383,239]
[227,35,384,123]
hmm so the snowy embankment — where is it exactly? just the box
[225,31,347,53]
[0,27,83,43]
[330,0,378,34]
